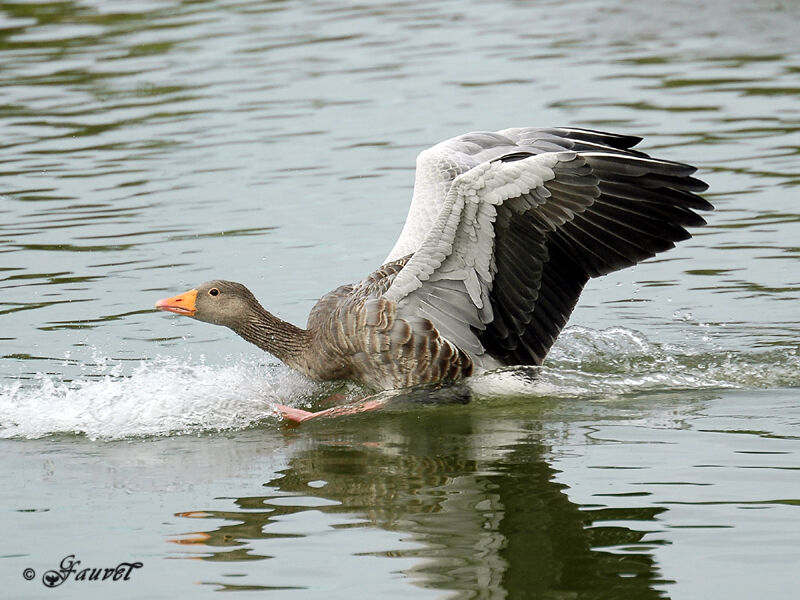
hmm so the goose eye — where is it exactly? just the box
[209,288,220,297]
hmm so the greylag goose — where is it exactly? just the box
[156,127,711,420]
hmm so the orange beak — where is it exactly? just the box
[155,289,198,316]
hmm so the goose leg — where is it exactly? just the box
[275,389,401,423]
[275,396,388,423]
[275,383,473,423]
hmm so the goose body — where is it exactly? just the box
[156,127,711,392]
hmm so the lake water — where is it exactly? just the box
[1,0,799,598]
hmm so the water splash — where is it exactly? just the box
[0,356,319,440]
[529,326,800,397]
[1,327,797,439]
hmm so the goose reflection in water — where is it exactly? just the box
[172,408,668,598]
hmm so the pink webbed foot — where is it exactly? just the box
[275,396,388,424]
[275,404,317,423]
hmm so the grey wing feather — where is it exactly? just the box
[385,127,651,263]
[384,152,564,365]
[382,127,711,369]
[482,150,710,365]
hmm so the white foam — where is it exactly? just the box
[0,356,318,440]
[528,326,800,397]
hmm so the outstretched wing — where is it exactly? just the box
[383,143,710,368]
[384,127,649,263]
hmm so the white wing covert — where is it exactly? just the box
[381,128,711,369]
[384,127,651,263]
[384,152,568,364]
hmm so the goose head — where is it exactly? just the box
[155,280,260,329]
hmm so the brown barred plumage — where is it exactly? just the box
[303,256,474,390]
